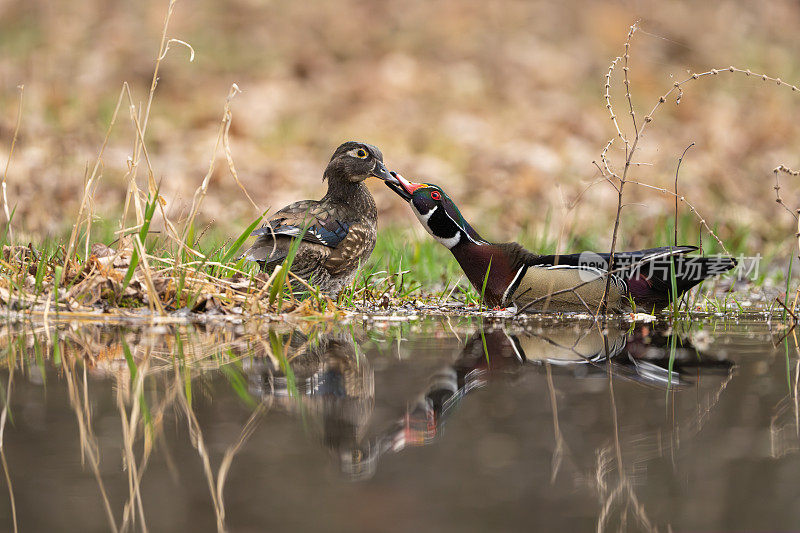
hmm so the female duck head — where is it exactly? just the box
[324,141,394,184]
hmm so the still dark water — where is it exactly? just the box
[0,316,797,532]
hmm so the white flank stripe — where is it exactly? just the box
[502,266,526,304]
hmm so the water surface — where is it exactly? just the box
[0,316,797,532]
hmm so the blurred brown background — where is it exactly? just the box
[1,0,798,253]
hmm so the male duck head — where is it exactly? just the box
[386,171,487,248]
[324,141,397,184]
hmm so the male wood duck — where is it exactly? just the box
[244,142,397,295]
[386,173,737,313]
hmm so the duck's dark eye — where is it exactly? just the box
[356,148,368,159]
[430,191,441,201]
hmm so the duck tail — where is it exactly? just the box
[620,248,737,307]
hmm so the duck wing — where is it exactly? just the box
[528,245,735,310]
[250,200,351,247]
[245,200,372,277]
[245,200,350,264]
[529,246,699,269]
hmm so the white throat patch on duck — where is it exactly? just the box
[411,205,463,249]
[412,202,493,249]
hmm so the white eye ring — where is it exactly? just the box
[348,148,369,159]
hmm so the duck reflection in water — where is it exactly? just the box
[247,331,374,467]
[251,324,734,479]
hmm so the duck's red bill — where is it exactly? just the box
[386,172,426,201]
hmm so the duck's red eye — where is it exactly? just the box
[430,191,441,201]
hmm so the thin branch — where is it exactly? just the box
[600,22,639,315]
[774,165,799,221]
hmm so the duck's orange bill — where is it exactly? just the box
[395,173,427,195]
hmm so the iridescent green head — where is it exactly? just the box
[386,172,487,248]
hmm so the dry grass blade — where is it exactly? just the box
[0,347,17,533]
[221,84,259,211]
[66,85,126,263]
[63,353,119,533]
[116,345,151,533]
[172,357,225,531]
[133,235,166,316]
[121,83,187,258]
[545,363,565,484]
[182,84,243,246]
[1,85,23,244]
[215,403,269,528]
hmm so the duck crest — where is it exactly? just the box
[439,197,485,244]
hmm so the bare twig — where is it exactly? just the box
[592,24,800,315]
[776,297,798,323]
[774,165,799,221]
[598,23,639,315]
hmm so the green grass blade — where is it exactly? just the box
[220,356,257,408]
[121,338,138,382]
[220,211,268,265]
[783,255,793,322]
[0,205,17,248]
[669,255,679,319]
[480,257,492,311]
[269,331,298,398]
[666,332,677,398]
[269,226,309,309]
[479,323,490,367]
[121,193,159,291]
[52,338,61,368]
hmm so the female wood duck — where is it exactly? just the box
[244,142,397,295]
[386,172,737,313]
